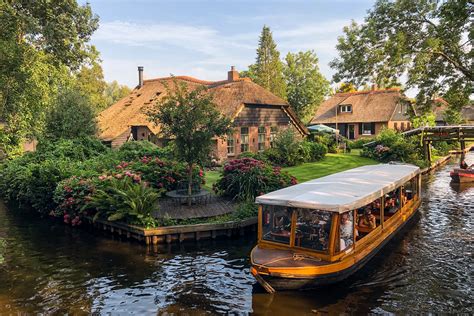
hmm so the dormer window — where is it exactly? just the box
[339,104,352,113]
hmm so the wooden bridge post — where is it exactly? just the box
[423,140,432,163]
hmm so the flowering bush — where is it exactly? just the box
[214,158,297,201]
[54,176,96,224]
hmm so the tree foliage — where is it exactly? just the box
[44,88,98,140]
[147,80,231,197]
[330,0,473,113]
[104,81,131,108]
[284,51,330,122]
[247,26,287,99]
[0,1,99,154]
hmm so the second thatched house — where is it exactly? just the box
[309,88,412,140]
[98,67,308,161]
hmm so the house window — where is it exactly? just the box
[227,133,235,156]
[258,127,266,151]
[394,122,398,130]
[362,123,373,135]
[407,122,411,130]
[270,126,278,147]
[240,127,249,152]
[339,104,352,113]
[401,122,405,131]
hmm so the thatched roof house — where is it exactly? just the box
[98,67,307,161]
[309,88,411,140]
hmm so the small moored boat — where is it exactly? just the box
[250,164,421,292]
[450,168,474,183]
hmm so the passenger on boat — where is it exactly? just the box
[358,208,376,229]
[340,213,355,250]
[385,196,398,214]
[460,160,468,169]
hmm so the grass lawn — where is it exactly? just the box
[283,151,377,183]
[204,151,378,189]
[204,169,221,191]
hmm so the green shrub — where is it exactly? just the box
[361,128,428,167]
[214,158,297,201]
[85,176,161,228]
[117,140,173,161]
[349,138,373,149]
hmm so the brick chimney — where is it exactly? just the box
[138,66,144,88]
[228,66,239,82]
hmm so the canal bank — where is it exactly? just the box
[0,152,472,313]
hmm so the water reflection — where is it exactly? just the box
[0,154,472,314]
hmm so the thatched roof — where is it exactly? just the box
[98,75,306,141]
[310,88,407,124]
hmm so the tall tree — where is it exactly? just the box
[330,0,473,114]
[284,51,330,122]
[104,81,132,108]
[147,80,230,203]
[249,26,286,99]
[0,1,98,153]
[75,48,108,112]
[44,88,98,140]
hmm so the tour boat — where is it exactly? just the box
[250,163,421,292]
[450,168,474,183]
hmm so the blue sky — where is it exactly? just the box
[87,0,376,88]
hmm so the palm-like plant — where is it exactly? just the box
[85,177,160,227]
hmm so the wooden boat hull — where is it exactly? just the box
[251,200,420,291]
[450,168,474,183]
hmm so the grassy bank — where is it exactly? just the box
[283,152,377,183]
[205,151,378,188]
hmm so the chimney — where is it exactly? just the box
[228,66,239,82]
[138,66,144,88]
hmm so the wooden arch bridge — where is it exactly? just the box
[402,126,474,162]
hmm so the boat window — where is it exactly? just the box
[337,211,355,253]
[384,188,401,216]
[402,177,418,203]
[295,209,332,252]
[262,205,292,245]
[355,198,381,239]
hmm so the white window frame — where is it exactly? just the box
[227,133,235,156]
[362,123,372,135]
[339,104,352,113]
[258,126,266,151]
[240,127,249,152]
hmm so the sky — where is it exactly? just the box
[87,0,376,88]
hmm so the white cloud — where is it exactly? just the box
[93,18,359,86]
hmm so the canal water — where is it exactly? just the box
[0,154,473,314]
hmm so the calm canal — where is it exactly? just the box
[0,154,473,314]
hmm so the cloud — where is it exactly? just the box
[93,18,359,86]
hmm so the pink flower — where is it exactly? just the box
[199,169,204,177]
[115,173,123,179]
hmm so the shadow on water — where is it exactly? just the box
[0,153,473,314]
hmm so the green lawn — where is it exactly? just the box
[204,151,378,189]
[204,169,221,191]
[283,152,378,183]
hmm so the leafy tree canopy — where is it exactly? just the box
[330,0,473,114]
[284,51,330,122]
[246,26,287,99]
[104,81,131,108]
[0,0,99,153]
[44,88,98,140]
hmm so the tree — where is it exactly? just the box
[336,82,358,93]
[284,51,330,122]
[248,26,286,99]
[45,88,98,140]
[330,0,473,114]
[147,80,230,203]
[0,1,98,154]
[104,81,132,108]
[75,48,108,112]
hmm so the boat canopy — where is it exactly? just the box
[255,163,420,213]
